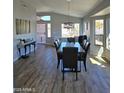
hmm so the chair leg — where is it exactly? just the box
[62,67,64,80]
[57,59,60,69]
[75,68,78,80]
[83,60,87,72]
[80,61,81,71]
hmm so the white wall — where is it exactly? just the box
[13,0,36,62]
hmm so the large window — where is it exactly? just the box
[61,23,80,37]
[95,19,104,45]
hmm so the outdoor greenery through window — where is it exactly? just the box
[95,19,104,45]
[61,23,80,37]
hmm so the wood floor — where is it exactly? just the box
[14,44,110,93]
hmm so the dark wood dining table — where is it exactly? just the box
[57,42,85,53]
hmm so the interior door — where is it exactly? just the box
[36,23,46,43]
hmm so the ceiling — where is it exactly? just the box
[92,6,110,16]
[24,0,104,18]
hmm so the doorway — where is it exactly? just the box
[36,23,46,43]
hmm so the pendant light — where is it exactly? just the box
[64,0,74,29]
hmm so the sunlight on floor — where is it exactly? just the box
[89,58,101,65]
[95,56,107,63]
[89,57,106,68]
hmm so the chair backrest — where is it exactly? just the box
[78,35,88,49]
[82,35,87,40]
[78,35,87,44]
[56,39,61,47]
[67,38,75,43]
[84,42,90,53]
[82,39,87,49]
[78,36,82,44]
[54,40,59,50]
[80,42,90,61]
[63,47,78,68]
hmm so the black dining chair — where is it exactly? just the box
[78,42,90,72]
[56,39,61,47]
[62,47,78,80]
[78,35,87,49]
[54,41,62,69]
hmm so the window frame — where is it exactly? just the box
[94,18,104,46]
[47,23,51,37]
[61,23,80,38]
[106,17,110,50]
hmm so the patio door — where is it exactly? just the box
[36,23,46,43]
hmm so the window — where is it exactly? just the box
[61,23,80,37]
[47,23,51,37]
[95,19,104,45]
[40,16,51,21]
[84,22,88,31]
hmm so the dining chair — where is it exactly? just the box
[78,42,90,72]
[54,40,59,49]
[54,41,62,69]
[67,37,75,43]
[56,39,61,47]
[78,35,87,49]
[62,47,78,80]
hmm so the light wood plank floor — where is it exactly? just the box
[14,44,110,93]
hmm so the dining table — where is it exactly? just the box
[57,42,85,53]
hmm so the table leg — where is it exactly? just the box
[18,48,21,56]
[34,43,36,53]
